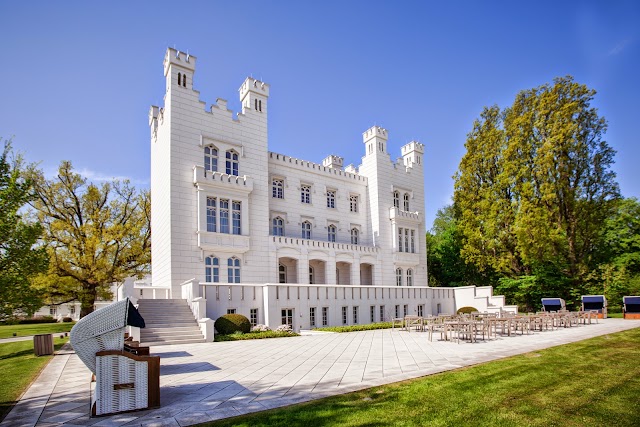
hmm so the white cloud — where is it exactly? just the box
[77,168,149,186]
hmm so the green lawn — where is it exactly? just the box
[202,328,640,427]
[0,337,68,421]
[0,323,75,339]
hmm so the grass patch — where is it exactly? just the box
[0,323,75,339]
[0,337,68,421]
[316,322,393,332]
[201,328,640,427]
[608,312,623,318]
[214,331,299,342]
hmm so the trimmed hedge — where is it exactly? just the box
[317,322,393,333]
[456,306,479,314]
[215,314,251,335]
[215,330,299,342]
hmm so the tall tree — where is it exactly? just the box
[0,140,48,319]
[28,161,150,317]
[454,77,619,295]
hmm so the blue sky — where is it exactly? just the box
[1,1,638,229]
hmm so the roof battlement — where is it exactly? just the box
[401,141,425,155]
[163,48,196,76]
[239,76,270,100]
[362,125,388,143]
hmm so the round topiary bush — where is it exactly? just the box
[215,314,251,335]
[456,306,479,314]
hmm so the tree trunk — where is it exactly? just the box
[79,286,98,318]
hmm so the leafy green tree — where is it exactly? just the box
[28,161,150,317]
[454,77,619,294]
[0,140,48,319]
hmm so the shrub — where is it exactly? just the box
[17,316,57,324]
[456,306,479,314]
[275,324,293,333]
[62,317,73,323]
[251,324,271,332]
[215,314,251,335]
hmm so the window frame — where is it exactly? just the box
[272,178,284,199]
[225,150,239,176]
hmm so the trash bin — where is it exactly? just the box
[34,334,54,356]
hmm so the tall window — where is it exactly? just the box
[272,217,284,236]
[410,230,415,253]
[342,306,348,325]
[398,228,404,252]
[380,305,385,322]
[310,307,316,327]
[281,308,293,326]
[50,306,57,316]
[403,193,410,211]
[353,306,359,324]
[417,304,423,317]
[350,228,359,245]
[301,185,311,203]
[302,221,311,239]
[322,307,328,326]
[206,197,216,232]
[328,224,337,242]
[404,229,410,253]
[326,190,336,208]
[232,201,241,235]
[220,199,229,233]
[204,146,218,173]
[309,266,315,284]
[250,308,258,326]
[395,305,400,318]
[406,269,413,287]
[205,256,219,282]
[404,304,409,317]
[370,305,375,323]
[227,257,241,283]
[225,150,239,176]
[349,195,358,212]
[278,264,286,283]
[272,179,284,199]
[396,268,403,286]
[393,191,400,208]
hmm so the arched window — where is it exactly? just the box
[396,268,403,286]
[393,191,400,208]
[404,193,410,211]
[183,74,187,87]
[350,228,359,245]
[302,221,311,239]
[272,217,284,236]
[406,269,413,286]
[328,224,337,242]
[272,179,284,199]
[228,257,241,283]
[205,256,219,283]
[204,146,218,173]
[178,72,182,86]
[278,264,287,284]
[309,266,315,284]
[225,150,239,176]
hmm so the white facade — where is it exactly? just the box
[149,48,514,329]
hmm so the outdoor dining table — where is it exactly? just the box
[444,321,484,343]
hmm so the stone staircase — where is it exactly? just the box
[137,299,206,346]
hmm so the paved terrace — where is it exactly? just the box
[2,319,639,427]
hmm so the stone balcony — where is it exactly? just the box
[271,236,379,255]
[389,207,421,223]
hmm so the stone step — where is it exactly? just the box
[144,338,207,346]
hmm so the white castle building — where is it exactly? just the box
[146,48,514,333]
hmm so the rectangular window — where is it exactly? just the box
[49,306,57,316]
[227,308,237,314]
[310,307,316,327]
[220,199,229,233]
[417,305,424,317]
[398,227,403,252]
[353,306,359,324]
[327,190,336,208]
[370,306,375,323]
[281,308,293,326]
[395,305,400,318]
[272,179,284,199]
[349,195,358,212]
[322,307,328,326]
[410,230,415,253]
[232,201,241,235]
[342,306,348,325]
[437,303,442,315]
[380,305,385,322]
[139,289,143,296]
[404,228,410,253]
[301,185,311,204]
[206,197,217,232]
[404,304,408,317]
[70,306,76,315]
[250,308,258,326]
